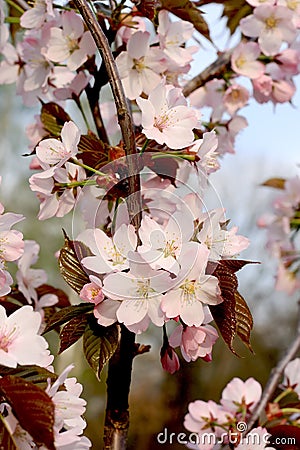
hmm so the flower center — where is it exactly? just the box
[180,279,197,304]
[235,56,246,69]
[154,113,171,132]
[163,240,178,258]
[136,279,154,298]
[67,37,80,53]
[265,16,279,29]
[0,326,17,353]
[287,0,299,11]
[133,57,146,73]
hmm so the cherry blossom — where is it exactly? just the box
[188,131,220,175]
[160,343,180,374]
[157,10,196,68]
[223,84,250,115]
[0,261,13,296]
[221,377,262,414]
[116,30,167,100]
[36,121,81,168]
[78,224,137,275]
[231,42,265,79]
[240,4,296,56]
[137,82,199,149]
[43,10,96,71]
[138,212,194,274]
[161,242,222,326]
[20,0,54,29]
[197,209,250,260]
[80,275,104,305]
[103,253,171,333]
[169,323,218,362]
[0,305,53,368]
[282,357,300,396]
[0,205,24,263]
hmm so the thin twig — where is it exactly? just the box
[73,0,142,230]
[183,49,233,97]
[247,302,300,431]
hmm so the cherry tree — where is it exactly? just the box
[0,0,300,449]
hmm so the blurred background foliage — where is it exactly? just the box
[1,65,300,449]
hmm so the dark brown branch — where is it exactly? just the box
[72,2,142,449]
[183,49,233,97]
[247,302,300,431]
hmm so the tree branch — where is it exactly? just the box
[183,49,233,97]
[72,2,142,449]
[73,0,142,230]
[247,302,300,431]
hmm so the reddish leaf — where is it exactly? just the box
[0,376,55,450]
[235,291,253,351]
[0,365,57,390]
[78,134,110,169]
[58,231,90,294]
[40,102,71,136]
[59,314,89,354]
[43,303,94,334]
[36,284,70,308]
[208,260,255,353]
[83,317,120,379]
[268,425,300,449]
[262,177,286,190]
[132,0,159,20]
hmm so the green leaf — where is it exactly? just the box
[0,414,18,450]
[83,317,120,379]
[58,231,91,294]
[161,0,211,40]
[43,303,94,334]
[40,102,71,136]
[59,314,89,354]
[261,177,286,189]
[0,365,57,390]
[0,375,55,450]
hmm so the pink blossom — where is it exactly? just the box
[223,84,250,115]
[275,48,300,77]
[157,10,196,67]
[26,115,47,152]
[20,0,54,29]
[184,399,231,440]
[116,30,167,100]
[54,71,91,101]
[137,83,199,149]
[197,209,249,260]
[116,16,147,44]
[0,305,53,368]
[231,42,265,79]
[272,79,296,103]
[79,224,137,275]
[36,121,80,168]
[161,243,222,326]
[103,253,171,333]
[215,115,248,155]
[189,78,226,122]
[16,240,47,303]
[252,73,273,102]
[169,323,218,362]
[188,131,220,174]
[240,5,296,56]
[138,212,194,275]
[221,377,262,414]
[283,358,300,396]
[0,205,24,263]
[43,11,96,71]
[80,276,104,305]
[0,261,13,296]
[160,344,180,374]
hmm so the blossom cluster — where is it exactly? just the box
[258,175,300,294]
[184,358,300,449]
[0,188,91,449]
